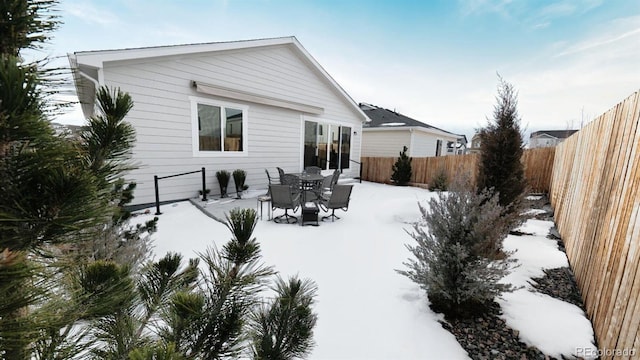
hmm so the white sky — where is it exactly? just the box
[45,0,640,141]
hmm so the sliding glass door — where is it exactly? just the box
[304,121,351,171]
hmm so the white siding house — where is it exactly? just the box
[359,103,463,158]
[69,37,368,206]
[529,130,578,148]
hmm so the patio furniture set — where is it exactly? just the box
[256,167,353,226]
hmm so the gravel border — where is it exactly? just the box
[439,195,598,359]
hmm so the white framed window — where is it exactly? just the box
[190,96,248,157]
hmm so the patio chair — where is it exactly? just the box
[321,169,341,197]
[304,166,322,174]
[280,173,301,197]
[265,169,280,190]
[277,167,285,182]
[319,184,353,222]
[270,184,300,224]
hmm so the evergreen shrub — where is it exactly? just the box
[428,168,448,191]
[477,77,527,218]
[398,175,516,318]
[391,146,412,186]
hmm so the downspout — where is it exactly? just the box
[409,128,414,157]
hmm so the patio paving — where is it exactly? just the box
[188,177,360,223]
[189,190,267,222]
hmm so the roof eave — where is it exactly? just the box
[72,36,369,123]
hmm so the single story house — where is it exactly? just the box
[69,37,369,206]
[359,103,464,157]
[529,130,578,148]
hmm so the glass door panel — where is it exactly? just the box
[340,126,351,169]
[317,123,328,170]
[304,121,318,168]
[329,126,339,169]
[303,121,352,172]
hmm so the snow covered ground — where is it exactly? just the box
[135,181,597,359]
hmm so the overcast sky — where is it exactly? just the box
[47,0,639,141]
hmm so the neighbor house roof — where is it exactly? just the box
[69,36,368,122]
[359,103,462,138]
[530,130,578,139]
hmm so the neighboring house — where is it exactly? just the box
[69,37,368,206]
[468,133,482,154]
[529,130,578,148]
[447,134,468,155]
[359,103,464,157]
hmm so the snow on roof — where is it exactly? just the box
[380,122,406,126]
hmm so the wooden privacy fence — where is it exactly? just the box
[550,90,639,358]
[362,147,556,192]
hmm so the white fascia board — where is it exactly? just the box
[532,133,559,140]
[363,126,460,138]
[72,37,298,68]
[288,38,369,124]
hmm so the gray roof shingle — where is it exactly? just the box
[359,103,460,137]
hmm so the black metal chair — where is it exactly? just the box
[321,169,341,197]
[277,167,285,183]
[270,184,300,224]
[265,169,280,189]
[280,173,301,197]
[319,184,353,221]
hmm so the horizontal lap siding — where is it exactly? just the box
[411,132,459,157]
[361,131,411,157]
[102,45,363,205]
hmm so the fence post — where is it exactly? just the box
[154,175,161,215]
[201,167,207,201]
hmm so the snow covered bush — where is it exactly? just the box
[398,176,516,317]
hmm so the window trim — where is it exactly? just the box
[190,96,249,157]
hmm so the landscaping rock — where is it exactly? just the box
[438,193,599,359]
[531,267,586,309]
[440,302,552,360]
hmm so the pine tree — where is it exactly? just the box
[77,86,157,268]
[250,276,318,360]
[477,76,527,216]
[132,209,318,360]
[398,175,515,318]
[0,1,109,358]
[391,145,412,185]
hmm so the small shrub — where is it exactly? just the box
[216,170,230,198]
[428,168,448,191]
[391,146,412,186]
[398,175,515,318]
[232,169,248,198]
